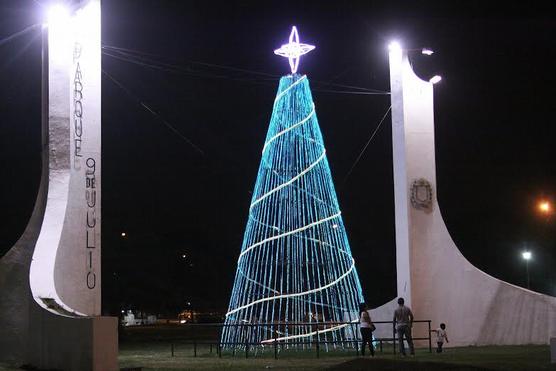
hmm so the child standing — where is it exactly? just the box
[431,323,449,353]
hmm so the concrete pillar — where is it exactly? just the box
[372,43,556,346]
[0,2,117,369]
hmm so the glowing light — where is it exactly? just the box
[46,4,70,27]
[388,41,402,52]
[422,48,434,55]
[430,75,442,84]
[121,232,126,237]
[522,251,532,260]
[262,102,315,153]
[238,211,341,260]
[226,258,356,316]
[274,26,315,74]
[538,201,551,214]
[261,319,358,344]
[222,74,364,348]
[45,4,72,63]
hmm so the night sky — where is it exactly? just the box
[1,1,554,317]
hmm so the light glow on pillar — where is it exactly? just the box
[46,4,72,62]
[46,4,70,27]
[388,41,402,53]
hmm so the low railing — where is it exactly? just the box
[123,320,432,359]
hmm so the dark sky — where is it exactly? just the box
[1,1,555,316]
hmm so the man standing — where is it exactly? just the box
[393,297,415,356]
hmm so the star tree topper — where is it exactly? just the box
[274,26,315,74]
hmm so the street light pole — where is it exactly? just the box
[525,258,530,290]
[534,199,551,292]
[522,250,532,290]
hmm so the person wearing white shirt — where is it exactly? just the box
[359,303,375,356]
[431,323,449,353]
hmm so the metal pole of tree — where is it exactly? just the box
[274,326,278,360]
[392,322,396,355]
[428,320,432,353]
[351,322,359,356]
[316,327,320,358]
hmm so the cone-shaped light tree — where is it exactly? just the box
[222,27,364,348]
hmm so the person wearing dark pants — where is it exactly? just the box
[393,297,415,356]
[396,324,415,356]
[359,303,375,356]
[432,323,449,353]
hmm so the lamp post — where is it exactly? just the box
[429,75,442,84]
[522,250,532,289]
[537,200,551,224]
[535,200,552,295]
[538,201,551,214]
[388,41,441,85]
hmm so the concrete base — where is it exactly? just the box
[0,169,118,370]
[0,185,118,370]
[551,338,555,363]
[29,313,118,371]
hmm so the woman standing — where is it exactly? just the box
[359,303,375,356]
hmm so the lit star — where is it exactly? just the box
[274,26,315,74]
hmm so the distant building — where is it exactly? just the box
[178,309,223,324]
[121,310,157,326]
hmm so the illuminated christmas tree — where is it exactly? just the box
[222,27,364,348]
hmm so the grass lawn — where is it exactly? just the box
[1,343,553,370]
[118,342,556,371]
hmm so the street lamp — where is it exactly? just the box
[429,75,442,84]
[388,41,402,53]
[46,4,70,26]
[538,200,551,215]
[521,250,532,289]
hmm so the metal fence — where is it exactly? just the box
[130,320,432,359]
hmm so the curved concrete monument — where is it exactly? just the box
[0,1,117,369]
[371,44,556,346]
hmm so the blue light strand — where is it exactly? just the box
[223,74,364,348]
